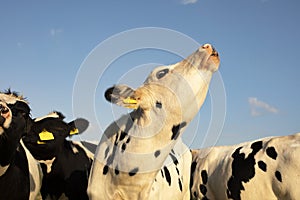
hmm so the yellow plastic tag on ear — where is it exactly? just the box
[39,130,54,141]
[37,141,46,145]
[123,97,138,109]
[123,97,137,104]
[70,128,79,135]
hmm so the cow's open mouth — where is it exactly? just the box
[211,46,218,57]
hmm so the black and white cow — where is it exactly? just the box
[190,133,300,200]
[23,111,93,200]
[0,90,42,200]
[87,44,220,199]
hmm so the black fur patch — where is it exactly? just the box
[129,167,139,176]
[178,178,183,192]
[115,166,119,175]
[190,161,197,188]
[103,165,109,175]
[119,131,127,141]
[275,171,282,182]
[266,146,277,160]
[121,143,126,152]
[201,170,208,184]
[154,150,161,158]
[169,153,179,165]
[226,141,263,200]
[200,184,207,195]
[258,161,267,172]
[104,147,109,159]
[171,122,187,140]
[175,167,180,175]
[163,166,171,186]
[193,191,197,197]
[156,101,162,109]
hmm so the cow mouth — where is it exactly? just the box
[211,46,218,57]
[204,44,220,68]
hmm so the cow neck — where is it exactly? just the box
[95,106,189,199]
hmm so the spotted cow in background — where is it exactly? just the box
[23,111,93,200]
[88,44,220,200]
[190,133,300,200]
[0,90,42,200]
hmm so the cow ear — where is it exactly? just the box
[104,85,139,109]
[68,118,89,136]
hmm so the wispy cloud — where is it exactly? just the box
[50,28,63,36]
[248,97,279,117]
[181,0,198,5]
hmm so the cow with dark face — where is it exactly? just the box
[23,111,93,200]
[190,133,300,200]
[0,90,42,200]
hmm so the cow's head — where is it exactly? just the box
[23,111,89,160]
[105,44,220,127]
[0,90,31,135]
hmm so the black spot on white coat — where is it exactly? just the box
[201,170,208,184]
[258,160,267,172]
[275,171,282,182]
[169,152,179,165]
[266,146,277,160]
[154,150,161,157]
[190,161,197,188]
[226,141,263,200]
[103,165,109,175]
[129,167,139,176]
[178,178,183,191]
[163,166,171,186]
[171,122,187,140]
[156,101,162,109]
[200,184,207,196]
[119,131,127,141]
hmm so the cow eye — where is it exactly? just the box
[156,69,169,79]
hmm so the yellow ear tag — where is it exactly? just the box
[39,130,54,141]
[70,128,79,135]
[37,141,46,145]
[123,97,138,109]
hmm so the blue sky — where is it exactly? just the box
[1,0,299,148]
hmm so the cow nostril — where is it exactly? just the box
[202,44,211,49]
[1,108,9,115]
[0,105,9,115]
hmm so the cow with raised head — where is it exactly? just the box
[0,90,42,200]
[23,111,93,200]
[190,133,300,200]
[87,44,220,199]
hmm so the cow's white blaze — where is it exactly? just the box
[38,157,56,174]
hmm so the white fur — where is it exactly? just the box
[20,140,43,200]
[191,133,300,200]
[38,157,56,174]
[34,112,61,122]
